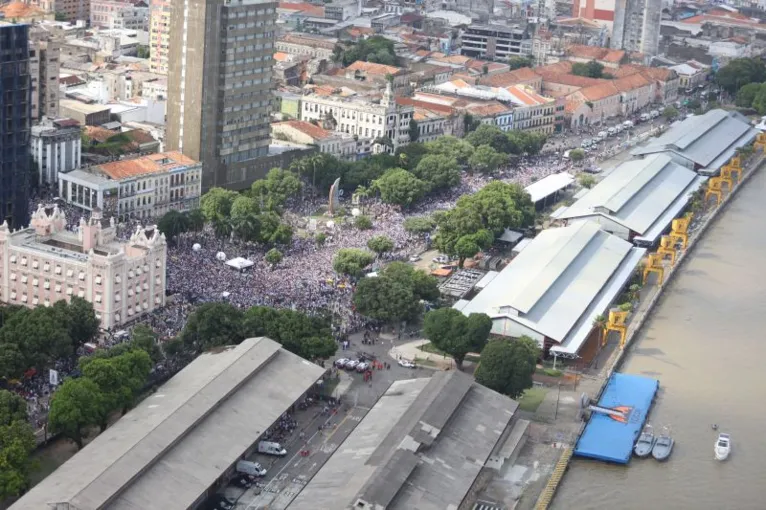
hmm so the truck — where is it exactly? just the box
[258,441,287,456]
[236,460,267,477]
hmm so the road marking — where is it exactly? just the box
[323,414,350,444]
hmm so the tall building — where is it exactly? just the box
[572,0,616,33]
[460,24,532,60]
[611,0,662,56]
[149,0,170,74]
[0,205,167,329]
[166,0,277,191]
[0,23,32,231]
[29,36,60,122]
[30,118,82,186]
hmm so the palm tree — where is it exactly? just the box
[232,213,261,243]
[187,208,205,232]
[593,314,608,347]
[354,185,370,214]
[212,216,233,246]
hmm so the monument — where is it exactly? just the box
[328,178,341,216]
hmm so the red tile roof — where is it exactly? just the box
[97,152,196,180]
[274,120,333,140]
[479,66,539,87]
[278,1,324,16]
[346,60,403,76]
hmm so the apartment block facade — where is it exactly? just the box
[461,24,531,61]
[30,118,82,186]
[611,0,662,56]
[29,37,60,122]
[0,205,167,329]
[0,23,32,231]
[166,0,277,191]
[149,0,170,73]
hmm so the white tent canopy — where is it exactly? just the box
[226,257,254,270]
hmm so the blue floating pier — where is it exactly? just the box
[574,373,659,464]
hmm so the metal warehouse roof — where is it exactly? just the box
[632,109,757,173]
[524,171,575,202]
[460,222,642,344]
[287,371,517,510]
[10,338,324,510]
[556,154,707,237]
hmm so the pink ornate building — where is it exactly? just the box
[0,205,167,330]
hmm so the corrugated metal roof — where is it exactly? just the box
[461,222,634,342]
[558,154,699,234]
[524,172,575,202]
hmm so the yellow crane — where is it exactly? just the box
[642,252,665,286]
[705,176,725,208]
[603,309,629,348]
[668,212,693,250]
[756,134,766,152]
[657,235,677,265]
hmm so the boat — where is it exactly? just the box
[652,427,674,461]
[634,424,656,458]
[715,433,731,461]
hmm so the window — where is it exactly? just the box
[43,263,50,272]
[66,269,74,277]
[95,275,102,285]
[78,272,85,281]
[21,294,28,303]
[20,257,27,266]
[10,273,16,281]
[21,275,28,284]
[55,284,62,293]
[115,293,121,302]
[66,287,74,296]
[32,260,38,269]
[95,294,102,303]
[10,255,16,264]
[78,290,85,298]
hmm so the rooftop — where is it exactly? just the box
[460,222,646,352]
[10,338,324,510]
[556,154,707,239]
[566,44,626,63]
[273,120,334,140]
[524,171,574,202]
[346,60,404,76]
[478,67,540,87]
[94,151,198,180]
[631,109,758,173]
[60,99,111,115]
[287,371,517,510]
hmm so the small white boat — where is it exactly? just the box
[634,424,656,458]
[715,433,731,461]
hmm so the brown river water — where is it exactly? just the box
[552,166,766,510]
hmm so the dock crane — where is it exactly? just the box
[603,309,629,348]
[705,177,725,208]
[643,252,665,286]
[657,235,677,265]
[668,212,693,250]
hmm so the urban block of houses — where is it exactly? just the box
[271,120,362,159]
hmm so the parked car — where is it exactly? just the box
[257,441,287,456]
[623,120,634,128]
[607,127,617,136]
[356,362,370,373]
[432,255,449,264]
[398,359,417,368]
[640,113,650,122]
[408,255,421,262]
[596,131,607,140]
[209,495,235,510]
[345,360,360,371]
[229,474,256,489]
[334,358,350,368]
[581,139,592,148]
[650,110,660,118]
[236,460,267,477]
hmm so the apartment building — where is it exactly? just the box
[0,205,167,329]
[53,0,91,22]
[275,33,336,60]
[91,0,149,30]
[29,37,60,121]
[148,0,170,74]
[58,152,202,220]
[571,0,617,32]
[299,83,414,153]
[670,61,709,91]
[271,120,358,159]
[504,85,556,135]
[166,0,277,191]
[0,23,32,231]
[30,118,82,187]
[611,0,662,56]
[461,24,531,61]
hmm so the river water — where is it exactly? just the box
[553,167,766,510]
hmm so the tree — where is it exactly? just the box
[403,215,436,234]
[424,136,475,164]
[129,324,162,363]
[578,173,596,189]
[81,358,131,430]
[463,113,482,133]
[157,209,190,244]
[48,378,105,449]
[662,106,679,120]
[466,124,510,153]
[408,119,419,142]
[414,154,461,190]
[395,143,430,170]
[0,306,73,371]
[0,343,25,379]
[716,57,766,94]
[187,208,206,232]
[265,248,283,267]
[333,248,375,277]
[0,390,35,500]
[382,262,440,302]
[250,167,302,211]
[367,235,394,257]
[242,307,336,360]
[423,308,492,369]
[267,223,293,245]
[180,303,245,351]
[569,148,585,162]
[508,55,533,70]
[354,215,373,230]
[64,297,100,347]
[474,337,539,398]
[735,82,764,108]
[454,236,481,267]
[593,314,608,347]
[373,168,428,208]
[200,187,239,222]
[341,36,396,66]
[468,144,507,173]
[572,60,606,79]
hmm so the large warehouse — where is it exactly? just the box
[553,153,707,246]
[455,221,645,360]
[10,337,325,510]
[287,371,519,510]
[631,109,757,175]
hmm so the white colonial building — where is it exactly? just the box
[30,118,83,186]
[58,151,202,221]
[0,205,168,329]
[299,83,414,153]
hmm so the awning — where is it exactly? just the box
[226,257,254,270]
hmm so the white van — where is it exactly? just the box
[607,127,617,136]
[623,120,634,128]
[650,110,660,118]
[640,113,650,122]
[258,441,287,456]
[236,460,267,477]
[596,131,608,140]
[581,139,592,148]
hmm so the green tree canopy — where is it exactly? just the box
[578,173,596,188]
[180,303,245,352]
[200,187,239,222]
[49,378,105,449]
[474,337,539,398]
[508,55,533,70]
[396,142,430,170]
[424,136,475,164]
[572,60,607,78]
[468,144,507,173]
[735,82,764,108]
[187,208,206,231]
[129,324,163,363]
[403,215,436,234]
[373,168,428,208]
[423,308,492,369]
[662,106,679,120]
[61,297,101,347]
[716,58,766,94]
[466,124,511,153]
[0,306,73,372]
[265,248,283,266]
[157,209,190,244]
[242,307,336,360]
[413,154,461,191]
[340,36,396,66]
[250,167,302,211]
[569,148,585,162]
[354,215,373,230]
[0,390,35,500]
[367,235,395,256]
[333,248,375,277]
